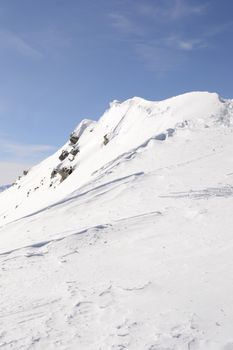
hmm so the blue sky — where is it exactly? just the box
[0,0,233,183]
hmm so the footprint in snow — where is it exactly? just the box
[67,301,100,325]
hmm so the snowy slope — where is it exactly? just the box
[1,91,233,349]
[0,91,230,226]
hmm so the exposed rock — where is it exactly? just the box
[69,132,79,145]
[103,134,109,145]
[59,150,69,161]
[58,166,74,182]
[176,120,189,128]
[51,169,58,179]
[167,128,175,137]
[70,147,80,156]
[155,133,167,141]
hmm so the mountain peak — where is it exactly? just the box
[0,91,232,226]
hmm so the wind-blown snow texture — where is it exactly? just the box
[0,91,233,349]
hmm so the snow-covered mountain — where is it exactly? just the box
[1,91,233,349]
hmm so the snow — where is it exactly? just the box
[0,91,233,349]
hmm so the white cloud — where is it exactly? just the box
[0,30,42,58]
[165,35,206,51]
[178,40,195,50]
[177,39,205,50]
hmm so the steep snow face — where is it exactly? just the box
[0,91,231,226]
[1,91,233,349]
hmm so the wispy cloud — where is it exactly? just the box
[134,35,206,72]
[0,138,55,161]
[134,33,210,72]
[134,41,184,73]
[136,0,207,21]
[165,35,206,51]
[170,0,207,19]
[108,0,231,72]
[109,13,143,36]
[0,30,43,58]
